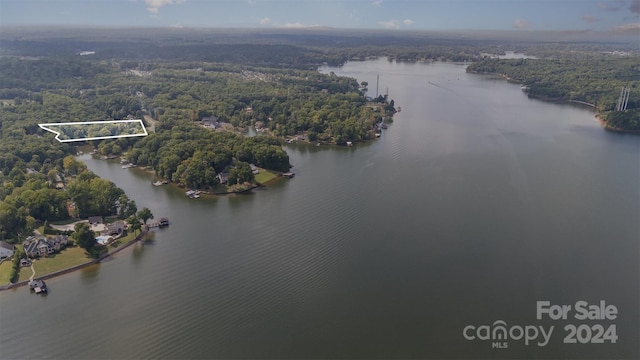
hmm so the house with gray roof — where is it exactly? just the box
[103,222,126,236]
[88,216,103,225]
[23,235,69,258]
[0,241,14,260]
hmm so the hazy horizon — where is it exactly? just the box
[1,0,638,33]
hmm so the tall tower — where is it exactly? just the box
[376,74,379,98]
[616,87,631,111]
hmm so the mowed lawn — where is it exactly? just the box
[255,169,278,184]
[0,261,13,284]
[18,246,92,281]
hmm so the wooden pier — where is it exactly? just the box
[147,217,169,228]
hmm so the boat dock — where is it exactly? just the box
[29,279,47,294]
[147,217,170,228]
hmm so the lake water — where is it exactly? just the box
[1,59,638,359]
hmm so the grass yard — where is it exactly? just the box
[20,246,92,281]
[254,169,278,184]
[0,261,13,284]
[108,231,137,248]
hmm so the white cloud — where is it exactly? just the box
[372,0,383,7]
[145,0,186,14]
[259,17,271,25]
[403,19,414,25]
[170,22,183,28]
[512,19,532,29]
[379,19,399,29]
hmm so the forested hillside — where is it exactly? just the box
[467,57,640,131]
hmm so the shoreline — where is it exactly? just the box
[470,70,638,135]
[134,164,287,195]
[0,228,151,292]
[595,114,640,134]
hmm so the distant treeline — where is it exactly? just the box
[3,27,636,68]
[467,57,640,131]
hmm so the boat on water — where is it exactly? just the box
[186,190,200,198]
[153,180,169,186]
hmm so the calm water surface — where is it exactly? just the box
[1,59,638,359]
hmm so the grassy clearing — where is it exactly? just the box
[255,169,278,184]
[108,231,137,248]
[18,265,33,282]
[21,246,92,281]
[0,261,13,284]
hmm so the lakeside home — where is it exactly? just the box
[23,235,69,258]
[0,241,14,260]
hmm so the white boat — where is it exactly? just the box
[153,181,163,186]
[186,190,200,198]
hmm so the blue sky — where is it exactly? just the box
[1,0,638,32]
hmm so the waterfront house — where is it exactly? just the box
[0,240,14,260]
[217,172,229,185]
[26,239,54,257]
[23,235,69,258]
[47,235,68,252]
[104,222,126,236]
[88,216,104,225]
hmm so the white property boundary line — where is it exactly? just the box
[38,119,148,143]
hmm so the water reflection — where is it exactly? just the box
[80,263,101,281]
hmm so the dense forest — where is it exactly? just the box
[126,120,290,188]
[467,57,640,131]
